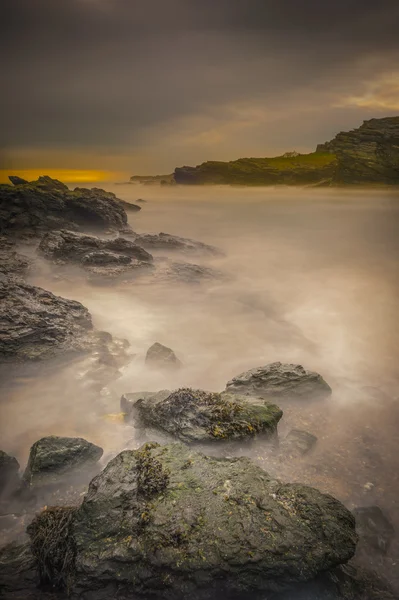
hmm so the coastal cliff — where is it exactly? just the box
[130,117,399,186]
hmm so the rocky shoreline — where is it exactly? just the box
[0,175,397,599]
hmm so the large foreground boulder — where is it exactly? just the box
[123,388,283,444]
[36,442,356,599]
[0,176,130,237]
[226,362,332,400]
[0,280,129,363]
[23,436,103,488]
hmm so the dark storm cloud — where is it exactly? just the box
[1,0,398,170]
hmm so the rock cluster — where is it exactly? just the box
[0,176,130,237]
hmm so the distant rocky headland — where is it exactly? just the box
[129,116,399,186]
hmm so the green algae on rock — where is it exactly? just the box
[123,387,283,443]
[66,442,357,599]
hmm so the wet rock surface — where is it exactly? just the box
[53,442,357,599]
[279,429,318,457]
[0,280,130,364]
[128,231,221,255]
[0,176,130,237]
[145,342,182,369]
[23,436,103,488]
[353,506,395,555]
[226,361,332,400]
[38,229,153,279]
[124,388,284,444]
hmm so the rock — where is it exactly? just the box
[0,542,42,600]
[0,176,130,237]
[57,442,357,599]
[116,198,141,212]
[136,198,147,203]
[145,342,182,369]
[353,506,395,555]
[317,117,399,184]
[23,436,103,488]
[226,362,332,400]
[131,232,221,255]
[126,388,283,444]
[0,280,129,363]
[151,259,222,283]
[0,238,31,280]
[0,450,20,499]
[121,390,170,420]
[38,229,153,265]
[274,563,398,600]
[8,175,29,186]
[279,429,318,457]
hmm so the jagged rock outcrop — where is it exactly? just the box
[0,280,129,363]
[35,442,356,599]
[23,436,103,488]
[38,229,153,280]
[145,342,182,369]
[317,117,399,184]
[122,388,283,444]
[0,176,131,237]
[226,362,332,400]
[0,451,20,499]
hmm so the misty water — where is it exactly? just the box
[1,185,399,587]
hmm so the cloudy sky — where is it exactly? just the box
[1,0,398,180]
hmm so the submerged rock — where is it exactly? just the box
[145,342,182,369]
[124,388,283,444]
[0,238,31,280]
[353,506,395,555]
[279,429,318,457]
[23,436,103,488]
[0,176,130,237]
[0,451,21,499]
[0,280,129,363]
[53,442,357,599]
[226,362,332,400]
[131,231,221,255]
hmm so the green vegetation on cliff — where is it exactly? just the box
[130,116,399,186]
[174,152,337,185]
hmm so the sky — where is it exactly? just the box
[1,0,399,181]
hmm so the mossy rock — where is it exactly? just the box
[123,387,283,444]
[66,442,357,599]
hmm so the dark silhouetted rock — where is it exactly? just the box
[226,362,332,400]
[8,175,29,186]
[279,429,318,457]
[23,436,103,488]
[0,176,130,237]
[65,442,356,599]
[145,342,182,369]
[353,506,395,555]
[125,388,283,444]
[0,280,129,363]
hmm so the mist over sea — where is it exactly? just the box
[1,184,398,589]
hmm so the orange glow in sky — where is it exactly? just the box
[0,169,122,184]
